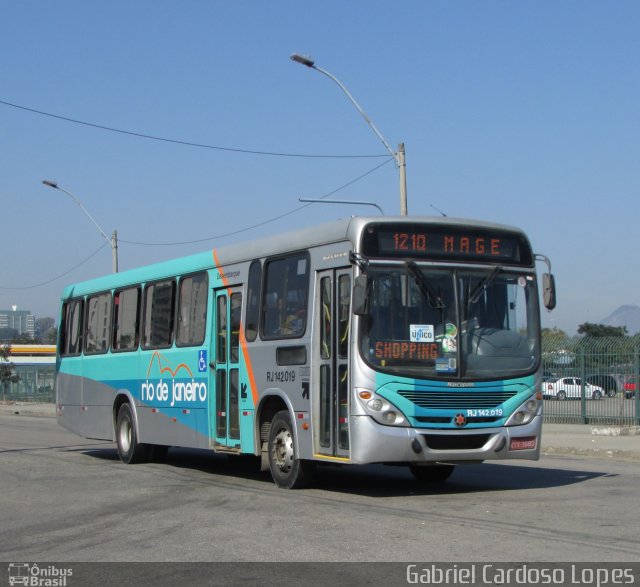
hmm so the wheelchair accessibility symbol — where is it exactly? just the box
[198,350,208,372]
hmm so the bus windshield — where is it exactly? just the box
[359,264,540,380]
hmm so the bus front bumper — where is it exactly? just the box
[349,414,542,464]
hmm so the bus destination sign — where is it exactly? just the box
[361,223,533,265]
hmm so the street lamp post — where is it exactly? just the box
[42,180,119,273]
[290,53,408,216]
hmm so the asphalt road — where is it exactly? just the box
[1,414,639,565]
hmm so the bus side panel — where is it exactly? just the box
[56,371,85,437]
[136,406,203,448]
[78,377,117,440]
[136,347,211,449]
[81,354,124,440]
[56,362,82,406]
[56,372,115,441]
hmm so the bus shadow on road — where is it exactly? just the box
[79,446,611,498]
[80,446,271,482]
[309,462,612,498]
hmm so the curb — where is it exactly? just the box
[0,402,56,418]
[542,446,640,461]
[591,426,640,437]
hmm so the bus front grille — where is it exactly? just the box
[415,416,502,424]
[398,390,516,410]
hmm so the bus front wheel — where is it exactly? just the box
[116,403,148,464]
[268,410,314,489]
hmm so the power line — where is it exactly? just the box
[0,242,108,290]
[120,158,393,246]
[0,98,391,159]
[0,159,392,290]
[1,98,394,289]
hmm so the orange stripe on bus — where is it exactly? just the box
[239,327,259,407]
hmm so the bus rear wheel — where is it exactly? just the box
[116,403,149,464]
[268,410,314,489]
[409,463,455,483]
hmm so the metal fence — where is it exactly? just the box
[1,366,55,403]
[542,336,640,426]
[4,336,639,426]
[2,387,55,403]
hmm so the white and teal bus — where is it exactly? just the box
[56,216,556,488]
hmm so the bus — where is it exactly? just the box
[56,216,556,488]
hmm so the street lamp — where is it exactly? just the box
[42,180,119,273]
[290,53,408,216]
[299,197,385,215]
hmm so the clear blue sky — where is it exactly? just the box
[1,1,638,335]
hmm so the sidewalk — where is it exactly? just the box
[1,402,639,461]
[542,422,640,461]
[0,401,56,418]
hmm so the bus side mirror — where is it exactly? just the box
[353,275,369,316]
[542,273,556,310]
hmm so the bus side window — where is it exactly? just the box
[261,252,309,339]
[245,260,261,342]
[142,280,176,349]
[338,274,350,358]
[113,287,140,351]
[176,272,208,347]
[85,292,112,354]
[230,292,242,363]
[61,298,84,356]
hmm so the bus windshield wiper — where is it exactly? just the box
[469,265,502,305]
[405,261,446,310]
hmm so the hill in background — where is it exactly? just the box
[600,305,640,335]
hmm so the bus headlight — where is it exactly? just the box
[505,394,541,427]
[368,398,384,411]
[357,389,408,427]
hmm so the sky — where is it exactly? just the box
[1,1,638,335]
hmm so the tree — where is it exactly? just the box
[36,317,55,336]
[577,322,628,337]
[0,345,20,402]
[42,327,58,344]
[541,327,569,351]
[542,326,568,340]
[11,333,36,344]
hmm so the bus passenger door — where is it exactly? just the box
[209,287,242,450]
[315,269,351,459]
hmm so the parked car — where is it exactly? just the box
[585,374,619,398]
[543,377,605,400]
[624,377,637,399]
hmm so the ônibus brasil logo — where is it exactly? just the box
[140,351,207,407]
[8,563,72,586]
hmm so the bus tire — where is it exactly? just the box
[268,410,314,489]
[116,403,148,464]
[409,463,455,483]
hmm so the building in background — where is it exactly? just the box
[0,306,36,341]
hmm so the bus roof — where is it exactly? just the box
[60,215,531,300]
